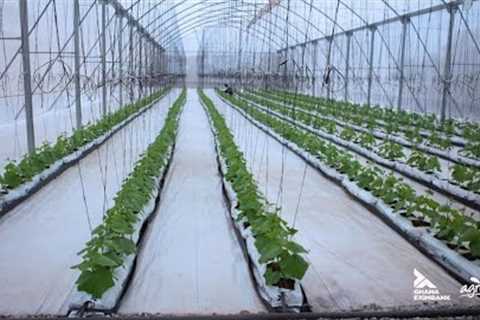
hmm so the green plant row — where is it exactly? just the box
[199,89,309,288]
[242,91,479,194]
[0,87,171,191]
[218,89,480,260]
[72,88,186,299]
[262,88,480,147]
[239,92,443,175]
[451,164,480,195]
[254,89,457,152]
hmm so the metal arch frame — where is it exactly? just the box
[158,8,306,51]
[152,1,345,88]
[164,23,280,51]
[115,0,346,73]
[255,0,348,43]
[155,4,250,44]
[121,0,329,49]
[136,0,169,22]
[150,1,309,45]
[158,8,303,51]
[161,14,287,50]
[144,0,192,31]
[164,20,279,54]
[129,0,369,57]
[131,0,326,38]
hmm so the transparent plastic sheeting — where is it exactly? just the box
[0,85,144,170]
[206,89,476,311]
[119,90,265,315]
[0,89,180,316]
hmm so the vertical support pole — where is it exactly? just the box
[160,50,164,87]
[152,44,155,93]
[289,46,295,90]
[312,40,318,96]
[138,35,143,99]
[277,50,282,88]
[284,49,289,89]
[118,14,123,107]
[154,46,158,86]
[148,42,152,94]
[367,27,376,106]
[101,1,107,115]
[144,39,149,95]
[128,22,134,102]
[237,21,243,86]
[441,5,456,122]
[397,18,409,111]
[19,0,35,153]
[151,43,155,93]
[73,0,82,129]
[345,32,352,101]
[326,37,333,99]
[300,43,306,92]
[148,42,151,93]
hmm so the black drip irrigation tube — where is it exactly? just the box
[0,91,171,219]
[67,141,178,317]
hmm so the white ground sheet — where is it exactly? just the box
[0,89,180,316]
[206,89,475,312]
[119,89,265,315]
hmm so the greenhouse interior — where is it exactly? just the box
[1,0,480,319]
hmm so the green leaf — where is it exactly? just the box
[92,254,119,267]
[264,268,282,286]
[285,241,308,254]
[76,267,115,299]
[281,254,309,280]
[108,237,136,255]
[258,241,283,264]
[1,162,23,189]
[470,238,480,258]
[461,227,480,243]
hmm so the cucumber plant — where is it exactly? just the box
[219,89,480,259]
[378,141,405,161]
[451,164,480,194]
[0,88,170,192]
[356,132,376,150]
[407,150,441,173]
[339,127,356,141]
[464,142,480,159]
[72,89,185,299]
[427,131,452,150]
[260,89,479,152]
[200,89,309,288]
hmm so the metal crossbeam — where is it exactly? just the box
[278,0,476,51]
[102,0,164,51]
